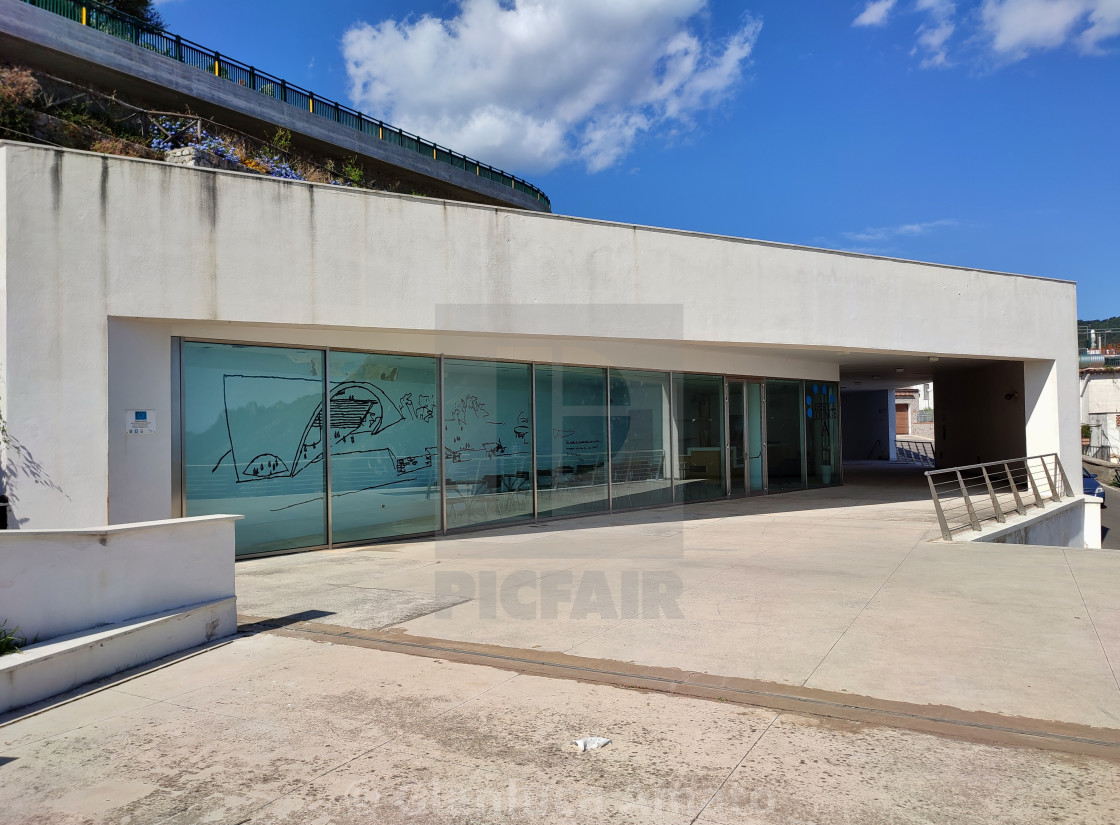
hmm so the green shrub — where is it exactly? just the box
[0,620,29,656]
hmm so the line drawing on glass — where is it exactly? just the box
[209,375,439,501]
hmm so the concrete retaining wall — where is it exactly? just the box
[0,514,240,643]
[968,497,1101,549]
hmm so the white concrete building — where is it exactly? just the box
[1081,370,1120,460]
[0,143,1081,556]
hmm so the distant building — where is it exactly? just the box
[1081,371,1120,461]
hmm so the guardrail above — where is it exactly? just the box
[925,454,1075,541]
[19,0,550,210]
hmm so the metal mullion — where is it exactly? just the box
[438,355,447,534]
[171,337,184,519]
[724,378,731,497]
[323,347,333,550]
[761,383,769,494]
[800,381,808,489]
[530,363,538,520]
[605,368,614,512]
[669,373,678,504]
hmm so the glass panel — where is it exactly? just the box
[535,366,609,517]
[806,381,841,487]
[728,381,746,496]
[609,370,672,509]
[183,342,327,556]
[766,379,805,492]
[673,374,725,501]
[443,359,533,529]
[328,351,441,543]
[747,383,765,492]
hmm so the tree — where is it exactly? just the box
[101,0,165,29]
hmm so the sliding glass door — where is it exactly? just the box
[765,379,805,492]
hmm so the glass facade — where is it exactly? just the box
[179,341,842,555]
[443,359,534,529]
[728,381,746,496]
[674,374,725,501]
[805,381,841,488]
[747,382,765,493]
[535,366,609,517]
[328,351,441,543]
[766,379,806,493]
[182,342,328,556]
[609,370,673,510]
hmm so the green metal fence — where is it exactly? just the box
[20,0,550,209]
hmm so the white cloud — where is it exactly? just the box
[341,0,761,174]
[855,0,1120,67]
[843,219,958,243]
[981,0,1120,58]
[912,0,957,67]
[853,0,898,26]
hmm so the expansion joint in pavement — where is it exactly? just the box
[237,614,1120,763]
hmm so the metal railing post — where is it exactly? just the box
[1039,457,1060,502]
[956,470,982,532]
[980,466,1005,523]
[1003,462,1026,515]
[1058,458,1074,497]
[1024,459,1045,507]
[926,472,953,541]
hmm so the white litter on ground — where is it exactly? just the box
[573,736,612,752]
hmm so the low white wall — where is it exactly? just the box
[968,497,1098,548]
[0,514,240,643]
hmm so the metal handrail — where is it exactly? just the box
[924,453,1075,541]
[896,439,934,467]
[19,0,550,209]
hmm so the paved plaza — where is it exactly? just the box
[2,463,1119,823]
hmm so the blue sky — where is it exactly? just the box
[155,1,1118,318]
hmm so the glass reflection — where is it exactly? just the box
[766,379,805,492]
[747,382,765,492]
[535,366,609,517]
[443,359,533,528]
[674,374,725,501]
[328,351,441,542]
[609,369,672,509]
[183,342,327,556]
[806,381,841,487]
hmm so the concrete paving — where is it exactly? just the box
[2,632,1118,824]
[235,464,1120,730]
[4,463,1120,823]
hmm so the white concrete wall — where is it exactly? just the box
[1081,373,1120,456]
[971,497,1097,549]
[0,144,1082,528]
[0,514,239,642]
